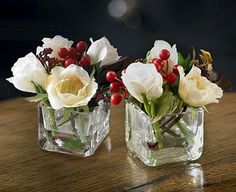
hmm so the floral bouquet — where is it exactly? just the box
[106,40,224,166]
[7,35,129,156]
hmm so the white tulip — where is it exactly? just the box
[46,64,98,109]
[121,62,163,103]
[36,35,73,59]
[7,52,48,93]
[87,37,120,66]
[149,40,178,71]
[178,65,223,107]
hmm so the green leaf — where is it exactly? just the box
[152,92,183,123]
[58,108,75,126]
[83,61,101,76]
[93,61,101,71]
[93,61,103,77]
[83,65,94,75]
[146,51,151,61]
[170,75,180,95]
[63,138,83,149]
[78,105,89,112]
[178,52,192,72]
[178,52,185,66]
[26,93,48,102]
[32,82,46,93]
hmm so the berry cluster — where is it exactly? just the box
[151,49,179,85]
[37,48,59,73]
[106,71,127,105]
[57,41,91,68]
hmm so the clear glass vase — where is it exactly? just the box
[37,101,110,157]
[125,101,204,166]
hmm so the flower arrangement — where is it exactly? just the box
[106,40,224,155]
[7,35,122,108]
[6,35,131,156]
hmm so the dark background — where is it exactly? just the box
[0,0,235,99]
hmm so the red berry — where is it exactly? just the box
[154,64,163,72]
[152,59,163,72]
[76,41,87,53]
[111,93,122,105]
[109,82,120,92]
[152,58,163,65]
[173,64,179,75]
[106,71,117,82]
[80,55,90,67]
[165,72,177,84]
[64,58,76,67]
[68,48,80,60]
[57,48,69,58]
[159,49,170,60]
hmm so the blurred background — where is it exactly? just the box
[0,0,235,99]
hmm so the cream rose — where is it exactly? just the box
[178,65,223,107]
[87,37,120,66]
[149,40,178,71]
[46,64,98,109]
[7,52,48,93]
[36,35,73,59]
[121,62,163,103]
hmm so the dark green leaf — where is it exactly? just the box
[83,65,94,76]
[178,52,192,72]
[84,61,101,77]
[178,52,185,66]
[93,61,101,72]
[170,75,180,95]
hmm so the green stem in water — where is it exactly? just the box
[42,99,57,136]
[47,107,57,136]
[152,122,163,149]
[150,100,164,149]
[78,106,90,143]
[176,121,194,146]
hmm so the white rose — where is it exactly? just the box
[7,52,48,93]
[46,64,98,109]
[36,35,73,59]
[87,37,120,66]
[149,40,178,71]
[178,65,223,107]
[121,62,163,103]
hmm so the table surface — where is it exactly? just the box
[0,93,236,192]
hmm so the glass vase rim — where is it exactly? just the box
[38,100,109,114]
[125,99,204,119]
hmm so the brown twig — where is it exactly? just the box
[160,106,187,135]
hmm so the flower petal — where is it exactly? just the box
[87,37,120,66]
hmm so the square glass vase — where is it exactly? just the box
[37,101,110,157]
[125,101,204,166]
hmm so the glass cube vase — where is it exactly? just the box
[125,101,204,166]
[37,101,110,157]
